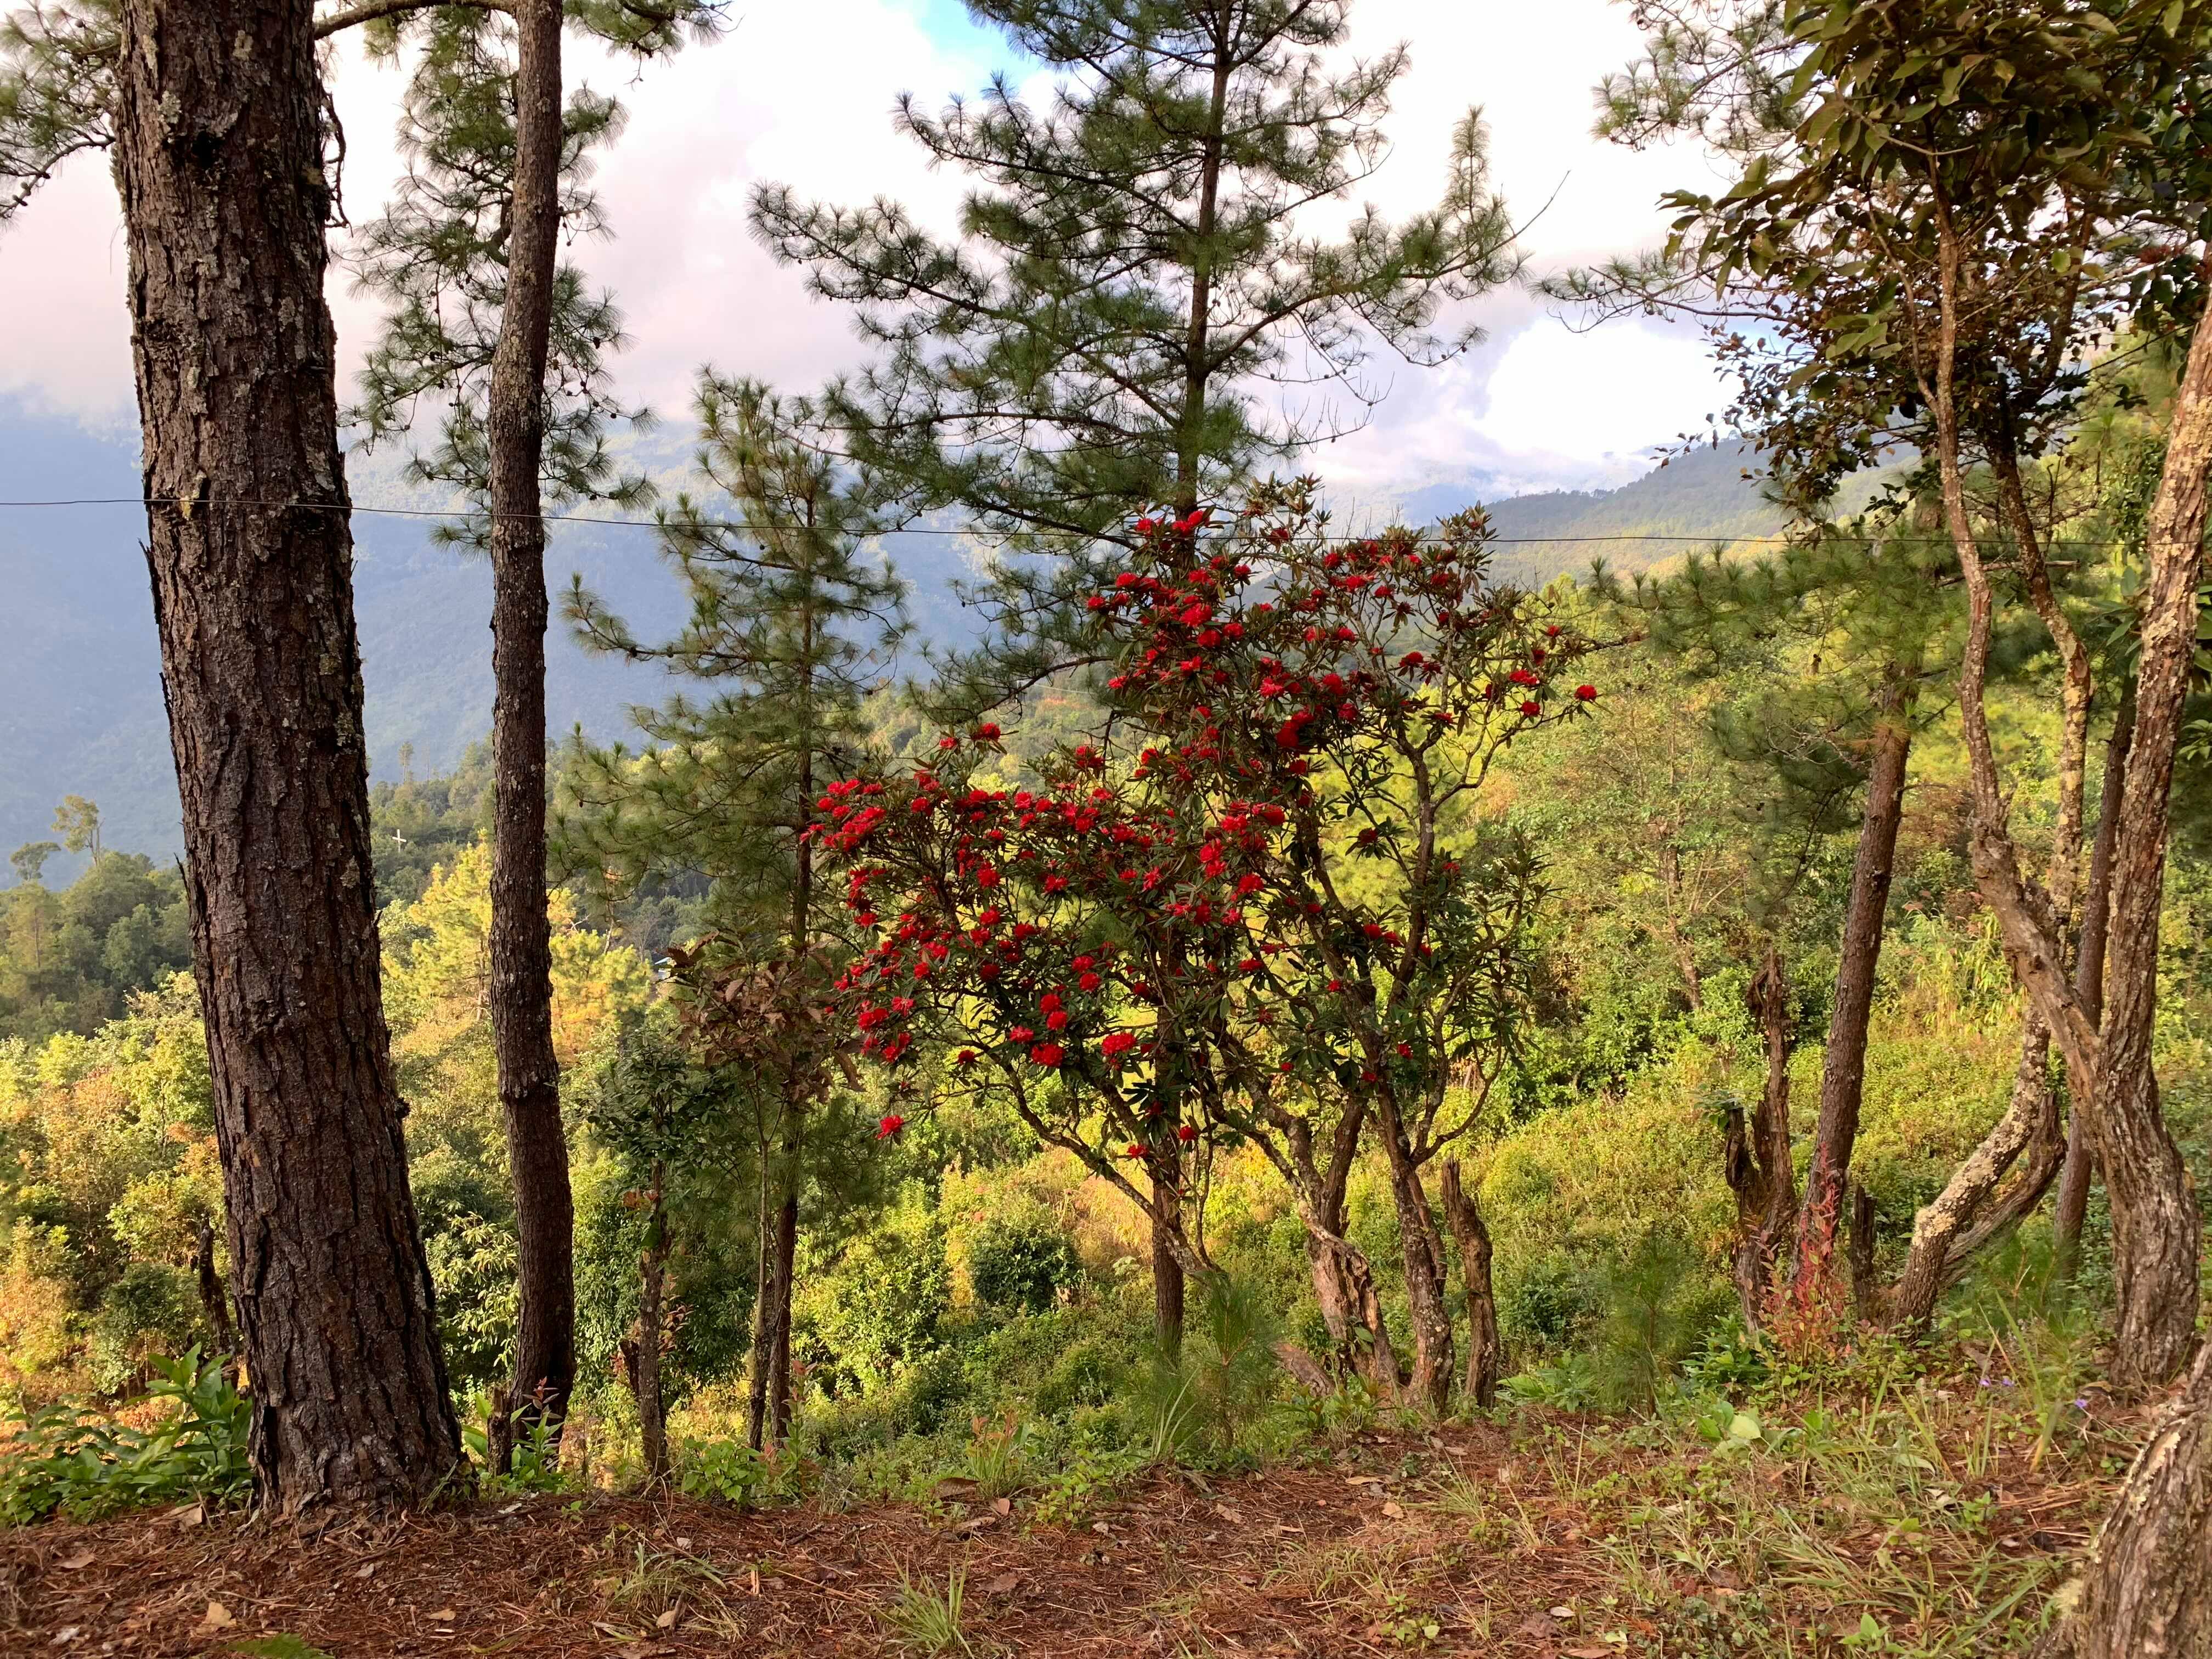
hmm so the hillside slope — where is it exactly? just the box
[1,405,1797,866]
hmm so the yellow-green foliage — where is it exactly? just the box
[0,975,218,1398]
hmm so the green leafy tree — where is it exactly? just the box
[50,797,98,858]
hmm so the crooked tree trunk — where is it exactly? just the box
[488,0,577,1460]
[1929,213,2204,1389]
[1885,1014,2059,1327]
[1370,1085,1455,1415]
[2044,695,2132,1283]
[2055,690,2133,1273]
[1726,949,1797,1328]
[1793,699,1912,1297]
[2033,1341,2212,1658]
[2090,301,2212,1389]
[1284,1101,1400,1398]
[115,0,462,1515]
[1438,1160,1500,1410]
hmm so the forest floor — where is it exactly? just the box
[1,1409,2115,1658]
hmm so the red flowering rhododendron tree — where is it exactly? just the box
[816,479,1590,1406]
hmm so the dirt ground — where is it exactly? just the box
[0,1419,2095,1658]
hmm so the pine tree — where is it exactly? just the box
[108,0,463,1514]
[752,0,1517,698]
[556,377,906,1448]
[345,0,721,1457]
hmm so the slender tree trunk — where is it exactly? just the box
[1926,208,2200,1386]
[2088,296,2212,1389]
[746,1132,780,1452]
[2056,691,2134,1272]
[114,0,463,1516]
[746,1096,801,1450]
[1153,1167,1187,1357]
[1793,696,1911,1297]
[191,1216,236,1364]
[1287,1102,1400,1398]
[2032,1342,2212,1658]
[488,0,576,1457]
[1438,1160,1500,1410]
[634,1162,669,1484]
[1370,1086,1455,1414]
[1727,948,1797,1327]
[1171,46,1233,513]
[768,1172,799,1442]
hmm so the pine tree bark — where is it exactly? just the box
[1438,1160,1500,1410]
[488,0,576,1453]
[1793,696,1911,1297]
[633,1163,670,1484]
[114,0,461,1515]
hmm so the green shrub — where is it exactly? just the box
[1034,1337,1124,1417]
[1586,1227,1730,1412]
[85,1262,201,1396]
[1128,1274,1280,1468]
[967,1213,1082,1314]
[1498,1253,1600,1351]
[0,1347,249,1523]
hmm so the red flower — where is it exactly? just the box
[1134,517,1157,536]
[1031,1042,1065,1066]
[877,1114,905,1139]
[937,735,960,750]
[1009,1025,1036,1042]
[974,722,1002,740]
[1046,1009,1070,1031]
[1125,1143,1147,1159]
[955,1049,977,1066]
[1575,684,1597,701]
[1176,1124,1198,1144]
[1101,1031,1138,1059]
[1520,700,1541,717]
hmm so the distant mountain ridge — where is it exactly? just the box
[0,404,1797,870]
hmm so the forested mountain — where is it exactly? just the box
[1,402,1780,868]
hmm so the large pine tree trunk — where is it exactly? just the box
[488,0,577,1449]
[114,0,462,1516]
[1793,700,1911,1298]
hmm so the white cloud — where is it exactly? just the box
[0,0,1732,492]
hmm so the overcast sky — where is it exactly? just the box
[0,0,1736,498]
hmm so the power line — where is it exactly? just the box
[0,494,2137,550]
